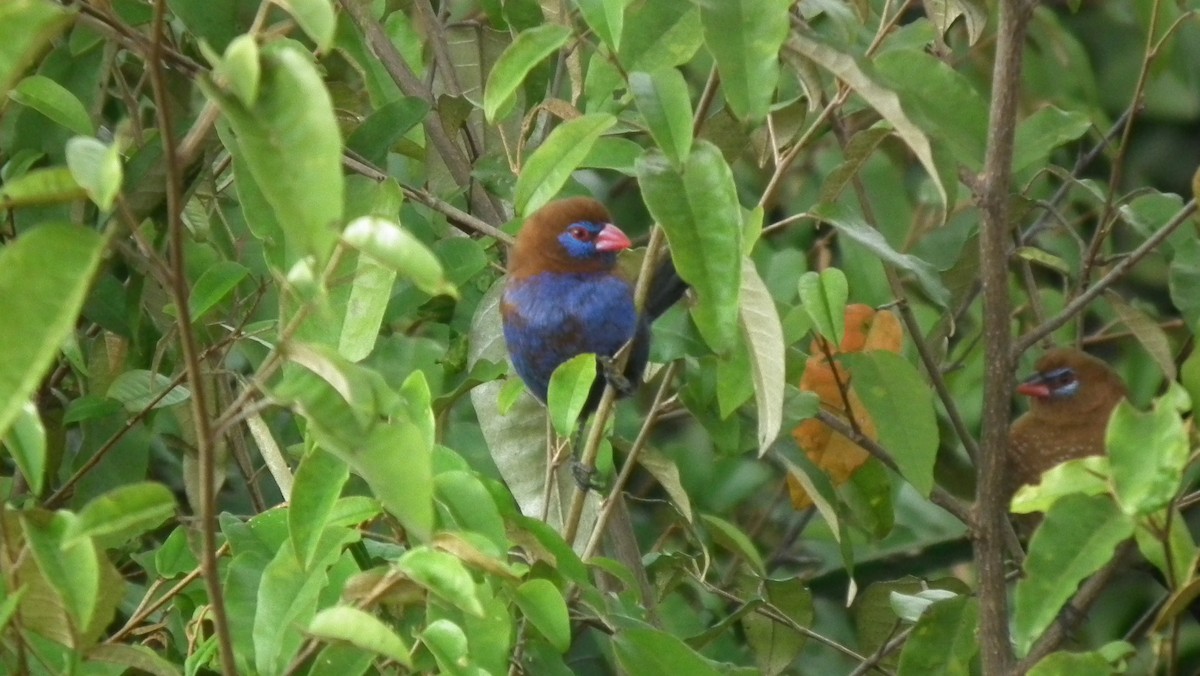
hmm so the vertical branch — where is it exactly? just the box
[975,1,1037,672]
[146,1,236,673]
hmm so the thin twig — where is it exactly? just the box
[147,1,236,671]
[1013,199,1197,358]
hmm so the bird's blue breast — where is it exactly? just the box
[502,272,638,402]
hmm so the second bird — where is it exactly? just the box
[1008,347,1129,494]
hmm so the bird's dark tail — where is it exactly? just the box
[643,256,689,320]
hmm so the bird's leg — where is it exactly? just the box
[569,421,606,491]
[597,355,636,397]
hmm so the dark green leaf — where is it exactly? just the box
[629,69,693,165]
[308,606,413,667]
[695,0,789,122]
[1013,494,1133,655]
[843,352,938,496]
[0,224,103,439]
[515,113,616,216]
[10,75,93,135]
[514,579,570,653]
[483,24,571,122]
[637,142,742,353]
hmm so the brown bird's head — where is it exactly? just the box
[508,197,633,281]
[1016,348,1129,419]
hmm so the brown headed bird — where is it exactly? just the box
[1008,348,1129,494]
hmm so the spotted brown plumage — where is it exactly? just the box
[1008,348,1129,494]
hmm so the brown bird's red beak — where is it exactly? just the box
[594,223,632,252]
[1016,379,1051,398]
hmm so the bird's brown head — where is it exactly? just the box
[1016,348,1129,419]
[508,197,633,281]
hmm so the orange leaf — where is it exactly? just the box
[788,305,902,509]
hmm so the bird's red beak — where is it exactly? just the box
[1016,380,1051,398]
[594,223,632,252]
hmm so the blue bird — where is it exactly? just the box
[501,197,685,413]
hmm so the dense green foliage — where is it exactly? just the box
[1,0,1199,673]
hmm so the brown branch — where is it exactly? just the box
[336,0,502,225]
[813,410,977,536]
[1013,199,1197,358]
[974,2,1039,672]
[147,1,235,672]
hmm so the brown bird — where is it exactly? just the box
[1008,348,1129,494]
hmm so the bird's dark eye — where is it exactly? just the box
[1046,368,1075,387]
[567,225,591,241]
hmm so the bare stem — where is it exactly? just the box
[147,1,236,672]
[974,2,1038,672]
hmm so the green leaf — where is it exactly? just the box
[3,401,45,494]
[813,202,949,306]
[1013,106,1092,175]
[338,252,394,362]
[514,579,570,653]
[614,625,724,676]
[68,482,176,547]
[277,0,336,51]
[788,30,954,214]
[0,224,103,440]
[637,142,742,353]
[204,42,344,266]
[1027,649,1123,676]
[308,606,413,667]
[843,352,939,496]
[218,34,260,107]
[66,136,122,211]
[1010,456,1110,514]
[1134,508,1197,589]
[421,619,471,673]
[796,268,848,346]
[0,0,72,96]
[1169,238,1200,331]
[340,216,456,298]
[23,511,100,629]
[580,136,643,174]
[740,263,785,455]
[0,166,86,208]
[873,49,987,172]
[546,353,597,438]
[107,370,191,411]
[896,595,979,675]
[1107,292,1175,381]
[433,471,508,551]
[700,513,764,575]
[576,0,630,52]
[694,0,788,123]
[1108,396,1189,516]
[397,547,484,616]
[515,113,616,216]
[254,527,356,674]
[1013,494,1134,656]
[483,24,571,122]
[189,260,250,322]
[629,69,693,165]
[619,2,703,70]
[890,588,959,623]
[9,74,93,135]
[739,574,811,675]
[86,644,183,676]
[290,447,350,569]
